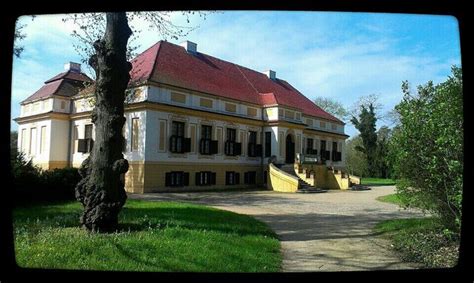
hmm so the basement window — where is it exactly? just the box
[225,171,240,185]
[165,171,189,187]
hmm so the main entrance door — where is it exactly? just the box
[285,134,295,164]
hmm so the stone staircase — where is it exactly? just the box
[279,164,327,193]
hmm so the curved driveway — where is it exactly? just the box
[130,186,425,271]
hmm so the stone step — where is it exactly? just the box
[297,187,327,193]
[278,164,323,191]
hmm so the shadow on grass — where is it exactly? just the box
[118,205,277,238]
[14,200,276,239]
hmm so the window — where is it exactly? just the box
[78,124,94,153]
[332,141,342,161]
[332,124,337,131]
[224,128,241,156]
[320,121,326,128]
[265,132,271,157]
[199,125,218,155]
[40,126,46,154]
[244,171,257,185]
[295,113,301,120]
[278,108,284,117]
[165,171,189,187]
[306,138,317,155]
[320,140,330,160]
[195,171,216,186]
[285,110,294,119]
[200,98,213,108]
[200,125,212,155]
[306,118,313,126]
[85,124,93,139]
[29,128,37,155]
[170,121,190,153]
[170,121,184,153]
[225,103,237,113]
[171,92,186,103]
[247,131,262,157]
[60,100,66,110]
[247,107,257,117]
[225,171,240,185]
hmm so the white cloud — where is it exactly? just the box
[10,12,461,137]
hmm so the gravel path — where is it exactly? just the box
[130,186,426,271]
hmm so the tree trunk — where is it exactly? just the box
[75,13,132,233]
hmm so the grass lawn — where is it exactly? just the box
[360,178,397,186]
[376,193,404,206]
[374,218,459,268]
[13,200,281,272]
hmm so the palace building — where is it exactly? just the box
[15,40,356,193]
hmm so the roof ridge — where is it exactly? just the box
[131,40,163,62]
[44,71,67,83]
[234,65,260,95]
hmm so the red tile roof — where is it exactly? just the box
[22,70,92,103]
[22,80,63,103]
[130,40,343,123]
[45,71,93,84]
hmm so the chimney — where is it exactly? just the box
[265,70,276,80]
[64,62,81,73]
[180,40,197,54]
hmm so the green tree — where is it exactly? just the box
[313,97,348,121]
[11,131,18,156]
[374,126,392,178]
[350,103,378,177]
[345,135,368,177]
[64,12,208,232]
[390,66,463,231]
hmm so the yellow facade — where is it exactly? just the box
[295,164,359,190]
[267,163,299,193]
[125,161,263,193]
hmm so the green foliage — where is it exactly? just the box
[13,200,281,272]
[389,66,463,232]
[375,218,459,268]
[361,178,396,186]
[345,135,368,177]
[11,151,42,191]
[12,151,81,205]
[10,131,18,156]
[376,193,402,205]
[313,97,349,121]
[374,126,393,178]
[351,104,378,176]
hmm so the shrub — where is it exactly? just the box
[11,151,42,192]
[392,225,459,268]
[39,168,81,201]
[12,151,80,205]
[389,66,463,232]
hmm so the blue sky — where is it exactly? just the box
[11,11,461,137]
